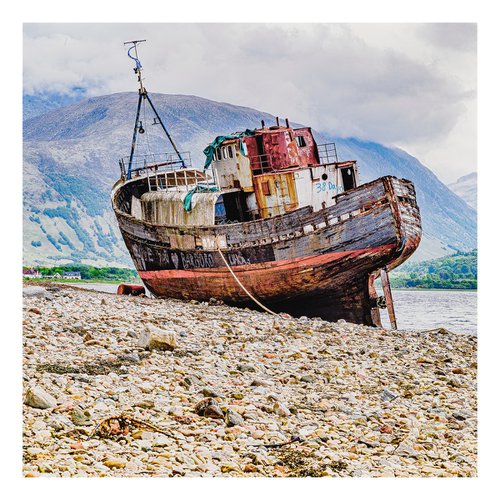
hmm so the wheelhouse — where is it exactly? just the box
[117,119,359,227]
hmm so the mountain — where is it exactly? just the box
[23,92,477,267]
[447,172,477,210]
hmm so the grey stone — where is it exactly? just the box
[118,353,141,363]
[71,406,92,426]
[23,286,51,299]
[225,410,245,427]
[250,379,273,387]
[395,442,421,458]
[273,402,291,416]
[381,389,399,402]
[24,386,57,409]
[237,364,256,373]
[200,387,224,398]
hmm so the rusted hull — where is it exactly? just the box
[112,176,421,325]
[138,244,396,324]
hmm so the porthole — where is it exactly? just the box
[321,173,328,181]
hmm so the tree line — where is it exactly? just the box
[24,265,139,282]
[390,249,477,289]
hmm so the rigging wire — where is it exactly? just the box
[142,98,153,159]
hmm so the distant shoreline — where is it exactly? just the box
[389,287,477,292]
[23,278,477,292]
[23,278,140,285]
[24,278,477,292]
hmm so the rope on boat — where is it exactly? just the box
[216,247,279,317]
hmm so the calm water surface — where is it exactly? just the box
[65,283,477,336]
[378,289,477,335]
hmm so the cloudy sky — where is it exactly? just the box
[23,23,476,183]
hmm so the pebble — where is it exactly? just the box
[237,364,256,373]
[103,457,128,469]
[250,378,273,387]
[195,398,224,419]
[225,410,245,427]
[70,407,92,426]
[200,387,224,398]
[381,389,399,402]
[395,442,421,458]
[273,402,291,416]
[22,285,477,478]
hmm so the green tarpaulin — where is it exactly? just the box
[183,185,219,212]
[203,129,255,170]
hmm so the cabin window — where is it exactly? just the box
[261,180,271,196]
[222,147,228,160]
[295,135,306,147]
[216,148,222,161]
[341,167,356,191]
[228,145,234,158]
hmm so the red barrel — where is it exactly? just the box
[117,284,146,296]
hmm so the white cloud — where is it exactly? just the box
[23,23,476,183]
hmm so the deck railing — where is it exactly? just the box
[120,151,193,178]
[119,152,218,191]
[249,142,340,175]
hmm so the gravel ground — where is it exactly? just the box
[22,284,477,477]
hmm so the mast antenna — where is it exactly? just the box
[124,39,147,94]
[123,39,186,178]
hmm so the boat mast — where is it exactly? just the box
[124,40,186,180]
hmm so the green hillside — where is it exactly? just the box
[390,250,477,289]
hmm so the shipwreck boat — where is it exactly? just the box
[112,41,422,326]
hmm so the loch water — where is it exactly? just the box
[378,289,477,335]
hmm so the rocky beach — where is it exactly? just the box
[22,284,477,477]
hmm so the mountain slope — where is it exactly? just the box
[447,172,477,210]
[23,92,477,266]
[23,90,88,120]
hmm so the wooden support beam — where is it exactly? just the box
[368,273,382,327]
[380,267,397,329]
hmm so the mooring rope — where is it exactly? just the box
[216,247,279,317]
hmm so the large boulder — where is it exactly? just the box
[24,385,58,409]
[138,325,177,351]
[23,286,53,300]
